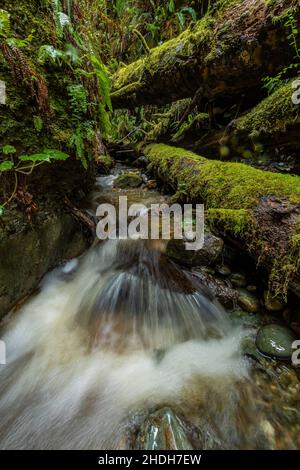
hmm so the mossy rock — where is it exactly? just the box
[97,154,115,174]
[114,172,143,189]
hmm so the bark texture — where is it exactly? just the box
[112,0,300,109]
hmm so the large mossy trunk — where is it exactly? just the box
[168,80,300,166]
[144,143,300,299]
[111,0,300,109]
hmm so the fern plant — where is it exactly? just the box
[68,84,88,123]
[0,9,11,38]
[69,127,87,168]
[263,10,300,94]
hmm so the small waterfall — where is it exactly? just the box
[0,169,257,450]
[0,236,248,449]
[75,238,231,351]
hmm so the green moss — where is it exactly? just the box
[0,0,110,187]
[96,154,114,173]
[207,209,254,238]
[112,1,244,97]
[144,144,300,209]
[236,80,300,137]
[144,143,300,297]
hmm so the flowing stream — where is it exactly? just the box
[0,167,299,450]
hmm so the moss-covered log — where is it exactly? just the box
[112,0,300,109]
[142,80,300,171]
[220,79,300,157]
[144,143,300,298]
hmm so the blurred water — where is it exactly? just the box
[2,170,290,450]
[0,231,249,449]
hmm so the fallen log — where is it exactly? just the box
[143,143,300,299]
[142,80,300,172]
[111,0,300,109]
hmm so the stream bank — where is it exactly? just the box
[0,158,95,318]
[0,157,299,450]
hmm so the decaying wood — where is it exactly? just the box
[64,196,96,237]
[111,0,300,109]
[143,143,300,298]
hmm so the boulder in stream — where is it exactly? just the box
[114,172,143,189]
[256,324,297,360]
[263,291,286,312]
[166,227,224,268]
[230,273,247,288]
[237,289,260,313]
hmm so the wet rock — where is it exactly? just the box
[217,264,231,276]
[96,154,114,174]
[192,269,238,307]
[114,172,143,189]
[256,324,297,360]
[167,228,224,267]
[246,285,257,293]
[135,408,193,450]
[229,308,260,328]
[264,291,286,312]
[241,336,265,363]
[237,289,260,313]
[199,266,215,276]
[146,179,158,190]
[0,211,89,319]
[133,155,148,168]
[230,273,247,288]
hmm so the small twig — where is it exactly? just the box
[177,86,203,128]
[3,172,18,207]
[64,196,96,236]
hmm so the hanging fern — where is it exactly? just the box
[115,0,126,19]
[0,9,11,38]
[89,55,112,112]
[68,84,88,123]
[69,127,87,169]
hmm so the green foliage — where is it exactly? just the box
[2,145,16,155]
[176,7,197,30]
[19,149,69,163]
[89,55,112,112]
[0,9,11,38]
[115,0,126,18]
[284,10,300,60]
[263,10,300,94]
[69,128,87,168]
[51,0,68,39]
[38,44,81,66]
[68,84,88,122]
[0,8,33,46]
[33,116,44,132]
[0,160,14,172]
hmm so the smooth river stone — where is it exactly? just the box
[135,408,193,450]
[256,324,297,360]
[237,288,260,313]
